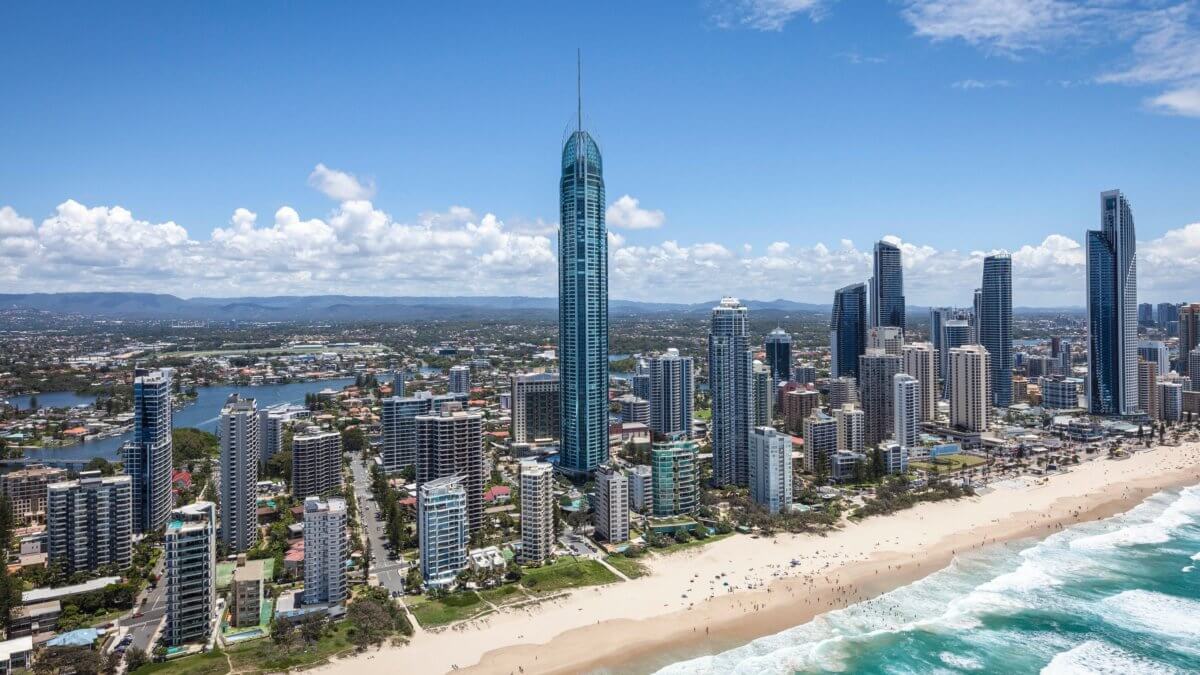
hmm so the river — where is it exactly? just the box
[19,377,358,463]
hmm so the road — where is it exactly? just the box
[349,456,408,596]
[116,556,167,655]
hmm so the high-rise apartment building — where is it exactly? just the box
[125,368,174,533]
[628,464,653,513]
[803,411,838,473]
[979,253,1013,407]
[617,395,650,425]
[831,283,868,379]
[46,472,132,575]
[752,360,774,427]
[1041,376,1082,410]
[749,427,792,514]
[1137,341,1170,377]
[826,376,858,410]
[519,462,555,561]
[950,345,991,432]
[1086,189,1139,416]
[417,476,468,588]
[647,348,693,438]
[939,320,973,397]
[651,440,698,517]
[509,373,560,443]
[1138,303,1154,325]
[416,405,483,532]
[791,363,817,386]
[708,298,754,487]
[901,342,937,421]
[292,429,342,500]
[893,374,920,449]
[867,327,903,356]
[870,240,906,332]
[593,464,629,543]
[164,501,216,647]
[558,100,609,477]
[381,393,461,473]
[1160,382,1184,421]
[835,404,865,453]
[218,394,259,553]
[783,388,819,434]
[1181,304,1200,376]
[764,328,792,383]
[858,350,902,447]
[448,365,471,395]
[303,497,348,606]
[1137,359,1159,418]
[1157,302,1180,328]
[1,464,66,526]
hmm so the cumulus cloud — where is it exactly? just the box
[901,0,1095,52]
[708,0,831,31]
[2,198,1198,305]
[307,163,376,201]
[606,195,666,229]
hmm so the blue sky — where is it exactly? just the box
[2,1,1199,304]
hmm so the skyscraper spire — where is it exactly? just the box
[577,48,582,132]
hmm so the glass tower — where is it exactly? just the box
[558,84,609,477]
[831,283,867,379]
[870,240,906,332]
[125,367,174,533]
[709,298,754,487]
[979,253,1013,407]
[764,327,792,383]
[1087,189,1138,416]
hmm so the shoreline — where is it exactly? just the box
[320,442,1200,675]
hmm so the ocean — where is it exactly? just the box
[657,484,1200,674]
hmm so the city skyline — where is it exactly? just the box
[1,4,1199,304]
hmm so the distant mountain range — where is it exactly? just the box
[0,292,1084,322]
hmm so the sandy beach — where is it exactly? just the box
[319,441,1200,675]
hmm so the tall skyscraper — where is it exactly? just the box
[1086,189,1139,416]
[125,368,173,534]
[448,365,471,395]
[972,288,983,342]
[764,328,792,383]
[752,360,775,427]
[749,427,792,514]
[831,283,868,379]
[979,253,1013,407]
[1189,349,1200,391]
[651,440,699,517]
[1138,303,1154,325]
[509,373,560,443]
[292,428,342,500]
[164,501,216,647]
[870,240,906,332]
[940,320,973,397]
[303,497,348,606]
[218,394,259,553]
[1180,304,1200,376]
[520,462,556,561]
[417,476,467,588]
[893,374,920,449]
[901,342,937,421]
[558,73,609,477]
[46,472,132,576]
[950,345,991,432]
[858,350,902,448]
[708,298,754,487]
[1157,302,1180,327]
[416,405,484,532]
[647,348,694,438]
[593,464,629,543]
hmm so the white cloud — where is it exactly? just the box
[307,163,376,201]
[708,0,831,31]
[606,195,666,229]
[953,78,1013,89]
[1147,85,1200,115]
[901,0,1096,52]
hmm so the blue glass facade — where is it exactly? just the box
[871,240,906,332]
[125,368,174,533]
[558,128,608,476]
[764,328,792,383]
[1087,190,1138,416]
[980,253,1013,406]
[831,283,867,379]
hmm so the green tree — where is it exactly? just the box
[171,428,219,465]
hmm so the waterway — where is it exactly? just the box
[17,377,357,463]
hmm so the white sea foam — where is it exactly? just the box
[1099,590,1200,644]
[1069,486,1200,551]
[1191,551,1200,561]
[939,651,984,670]
[1041,640,1184,674]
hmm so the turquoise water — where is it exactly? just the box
[658,485,1200,674]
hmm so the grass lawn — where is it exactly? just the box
[911,454,987,473]
[519,558,620,594]
[132,650,229,675]
[652,531,733,556]
[604,554,650,579]
[478,583,526,605]
[408,591,488,627]
[227,622,355,672]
